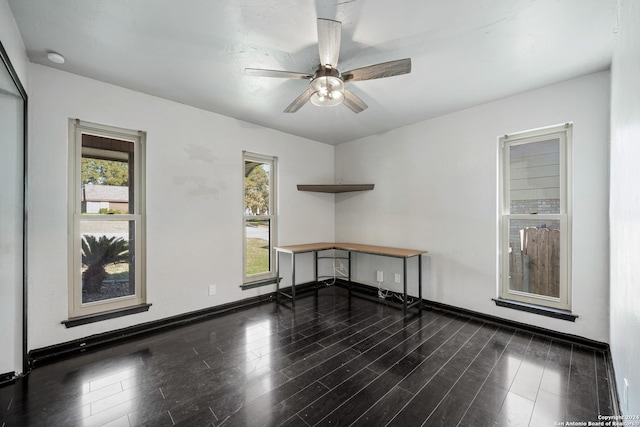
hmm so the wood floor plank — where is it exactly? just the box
[0,287,616,427]
[298,367,381,425]
[388,321,495,426]
[281,316,397,379]
[349,385,414,427]
[566,346,600,421]
[425,328,512,426]
[396,319,480,394]
[314,351,428,426]
[317,314,429,390]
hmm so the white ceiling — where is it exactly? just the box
[8,0,617,145]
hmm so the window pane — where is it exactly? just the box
[80,220,135,303]
[245,218,271,275]
[509,139,560,214]
[82,134,133,214]
[244,161,270,215]
[508,219,561,298]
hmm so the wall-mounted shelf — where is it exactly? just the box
[297,184,374,193]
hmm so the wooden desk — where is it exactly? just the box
[274,242,427,315]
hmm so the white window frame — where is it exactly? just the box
[243,151,278,283]
[68,119,146,318]
[498,123,572,311]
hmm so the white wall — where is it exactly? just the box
[610,0,640,415]
[0,0,28,89]
[335,71,610,342]
[27,63,335,350]
[0,0,28,376]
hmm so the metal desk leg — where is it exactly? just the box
[291,252,296,306]
[348,250,353,297]
[403,257,408,315]
[276,250,280,305]
[418,254,423,303]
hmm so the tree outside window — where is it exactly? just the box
[243,152,277,282]
[69,120,146,318]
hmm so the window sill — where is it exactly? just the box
[62,303,152,328]
[492,298,577,322]
[240,277,280,290]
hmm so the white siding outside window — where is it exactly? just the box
[499,123,572,311]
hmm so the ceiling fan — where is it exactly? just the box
[245,18,412,114]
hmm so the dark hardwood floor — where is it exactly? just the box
[1,287,615,426]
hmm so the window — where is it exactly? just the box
[499,124,572,311]
[243,151,277,283]
[68,119,146,318]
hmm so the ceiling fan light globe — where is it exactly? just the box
[310,90,343,107]
[330,90,344,103]
[309,76,345,107]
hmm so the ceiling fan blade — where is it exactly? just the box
[245,68,313,79]
[284,89,312,113]
[343,89,368,113]
[342,58,412,82]
[317,18,341,68]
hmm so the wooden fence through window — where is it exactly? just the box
[509,227,560,298]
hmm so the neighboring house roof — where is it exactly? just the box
[83,184,129,202]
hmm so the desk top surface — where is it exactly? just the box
[274,242,427,258]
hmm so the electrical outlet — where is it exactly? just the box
[208,284,217,296]
[395,273,401,283]
[376,271,384,282]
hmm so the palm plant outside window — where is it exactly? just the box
[69,120,146,317]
